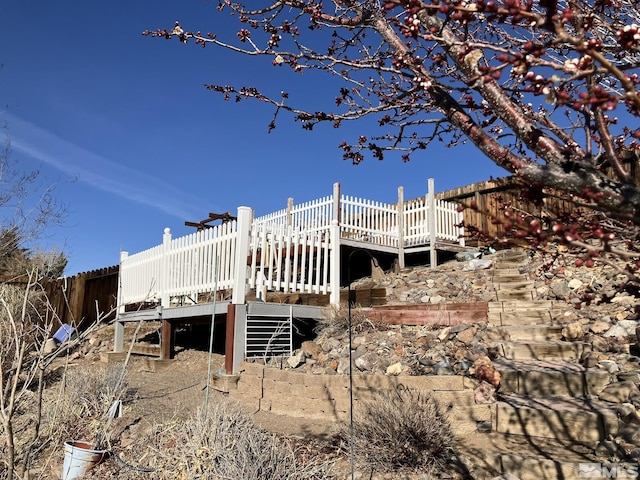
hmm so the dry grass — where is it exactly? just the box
[315,303,389,339]
[339,386,456,476]
[0,365,128,479]
[42,365,129,450]
[87,396,336,479]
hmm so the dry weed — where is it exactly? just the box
[340,386,456,476]
[91,397,335,479]
[42,365,129,449]
[315,304,388,339]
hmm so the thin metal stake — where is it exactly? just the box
[348,279,355,480]
[347,248,375,480]
[204,255,220,417]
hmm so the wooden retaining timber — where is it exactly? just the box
[371,302,489,326]
[340,287,387,307]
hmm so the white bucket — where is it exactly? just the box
[62,441,106,480]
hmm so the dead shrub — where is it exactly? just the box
[316,304,388,339]
[0,284,46,379]
[92,397,335,480]
[340,386,455,476]
[43,365,129,449]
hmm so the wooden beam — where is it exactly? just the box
[185,212,237,231]
[208,212,236,222]
[160,319,173,360]
[225,304,236,374]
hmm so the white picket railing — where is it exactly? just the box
[118,244,163,305]
[118,180,464,307]
[164,220,239,298]
[340,195,399,248]
[253,195,334,234]
[248,224,335,296]
[119,222,240,306]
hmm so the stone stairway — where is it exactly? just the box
[460,250,632,480]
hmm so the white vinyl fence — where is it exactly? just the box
[119,222,240,306]
[248,224,335,296]
[118,180,464,308]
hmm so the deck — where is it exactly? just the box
[113,179,470,371]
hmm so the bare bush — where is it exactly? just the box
[340,386,455,476]
[316,304,388,339]
[92,397,335,480]
[0,283,47,374]
[44,365,129,449]
[1,270,117,480]
[0,277,52,480]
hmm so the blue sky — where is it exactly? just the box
[1,1,506,275]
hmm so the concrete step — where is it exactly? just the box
[492,275,529,283]
[494,340,591,361]
[494,394,619,442]
[492,268,522,276]
[493,280,534,290]
[495,358,612,397]
[495,290,534,301]
[497,324,564,341]
[459,432,605,480]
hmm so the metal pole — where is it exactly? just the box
[346,248,375,480]
[204,256,220,417]
[347,258,355,480]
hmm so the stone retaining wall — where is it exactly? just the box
[229,362,493,437]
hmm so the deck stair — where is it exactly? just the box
[462,250,633,480]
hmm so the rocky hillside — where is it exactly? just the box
[276,247,639,379]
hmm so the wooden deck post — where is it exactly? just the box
[232,206,252,304]
[330,183,341,307]
[225,304,235,373]
[427,178,438,269]
[286,197,294,228]
[332,182,341,224]
[397,186,405,269]
[114,251,128,353]
[225,303,247,374]
[160,228,172,308]
[160,319,172,360]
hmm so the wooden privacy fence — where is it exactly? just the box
[119,180,465,309]
[437,153,640,244]
[437,178,592,243]
[0,266,119,328]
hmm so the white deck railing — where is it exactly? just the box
[341,195,399,247]
[118,180,464,308]
[119,222,240,305]
[248,224,335,296]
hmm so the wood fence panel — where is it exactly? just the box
[1,266,118,329]
[436,154,640,245]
